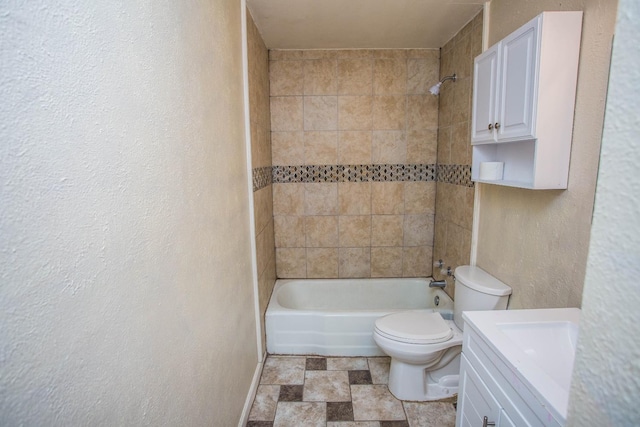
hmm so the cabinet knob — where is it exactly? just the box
[488,123,493,130]
[494,122,500,129]
[482,416,496,427]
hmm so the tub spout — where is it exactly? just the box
[429,280,446,288]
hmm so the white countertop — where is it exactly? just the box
[463,308,581,422]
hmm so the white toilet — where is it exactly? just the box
[373,265,512,401]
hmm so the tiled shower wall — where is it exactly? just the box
[269,49,439,278]
[247,9,275,349]
[433,12,483,299]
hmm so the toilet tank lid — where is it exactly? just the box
[454,266,512,296]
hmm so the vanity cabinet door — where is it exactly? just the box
[471,45,500,144]
[456,354,501,427]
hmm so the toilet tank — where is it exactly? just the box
[453,266,512,330]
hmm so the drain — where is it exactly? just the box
[434,295,440,306]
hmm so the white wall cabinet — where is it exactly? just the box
[471,12,583,189]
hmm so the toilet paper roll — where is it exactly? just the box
[479,162,504,181]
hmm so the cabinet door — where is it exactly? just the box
[496,16,539,142]
[471,45,499,144]
[456,355,501,427]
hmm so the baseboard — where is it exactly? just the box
[238,352,266,427]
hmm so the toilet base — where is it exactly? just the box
[387,353,461,401]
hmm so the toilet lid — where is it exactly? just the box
[375,311,453,344]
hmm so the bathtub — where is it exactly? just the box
[265,278,454,357]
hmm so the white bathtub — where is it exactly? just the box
[265,278,454,356]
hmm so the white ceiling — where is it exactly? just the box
[246,0,485,49]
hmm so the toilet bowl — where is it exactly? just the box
[373,266,512,401]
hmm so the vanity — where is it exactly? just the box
[456,308,580,426]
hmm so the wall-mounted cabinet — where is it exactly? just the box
[471,12,583,189]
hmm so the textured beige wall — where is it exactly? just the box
[433,12,483,299]
[270,49,439,278]
[567,1,640,423]
[247,9,276,354]
[0,1,257,425]
[476,0,617,309]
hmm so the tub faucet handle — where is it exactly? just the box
[429,280,446,288]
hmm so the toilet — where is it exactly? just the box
[373,265,512,401]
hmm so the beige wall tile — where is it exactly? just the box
[271,96,303,131]
[254,185,274,234]
[304,183,338,215]
[407,58,440,95]
[371,247,403,277]
[338,96,373,130]
[336,50,374,59]
[404,181,436,215]
[339,215,372,247]
[448,184,469,229]
[403,246,432,277]
[272,131,304,165]
[437,126,452,165]
[407,95,438,130]
[406,129,438,164]
[372,182,404,215]
[276,248,306,278]
[304,59,338,95]
[274,215,305,248]
[338,131,372,165]
[404,214,434,247]
[307,248,339,278]
[406,49,439,60]
[303,50,338,60]
[452,77,472,124]
[273,183,305,215]
[452,35,472,80]
[251,125,271,168]
[450,121,471,165]
[372,96,406,130]
[372,50,407,59]
[338,59,373,95]
[445,222,464,269]
[373,59,407,95]
[371,215,404,246]
[338,182,372,215]
[304,131,338,165]
[270,50,304,60]
[256,219,273,275]
[339,247,371,278]
[305,215,339,247]
[270,60,303,96]
[372,131,406,164]
[304,96,338,131]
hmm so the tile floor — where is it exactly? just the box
[246,355,457,427]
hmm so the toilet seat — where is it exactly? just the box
[374,311,453,344]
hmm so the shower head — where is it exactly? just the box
[429,73,457,95]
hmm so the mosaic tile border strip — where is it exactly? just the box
[253,163,473,191]
[252,166,273,192]
[271,164,436,184]
[437,164,474,187]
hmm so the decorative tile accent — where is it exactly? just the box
[348,370,373,385]
[270,164,436,185]
[253,166,273,191]
[306,357,328,371]
[279,385,304,402]
[436,164,473,187]
[327,402,355,422]
[258,163,472,190]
